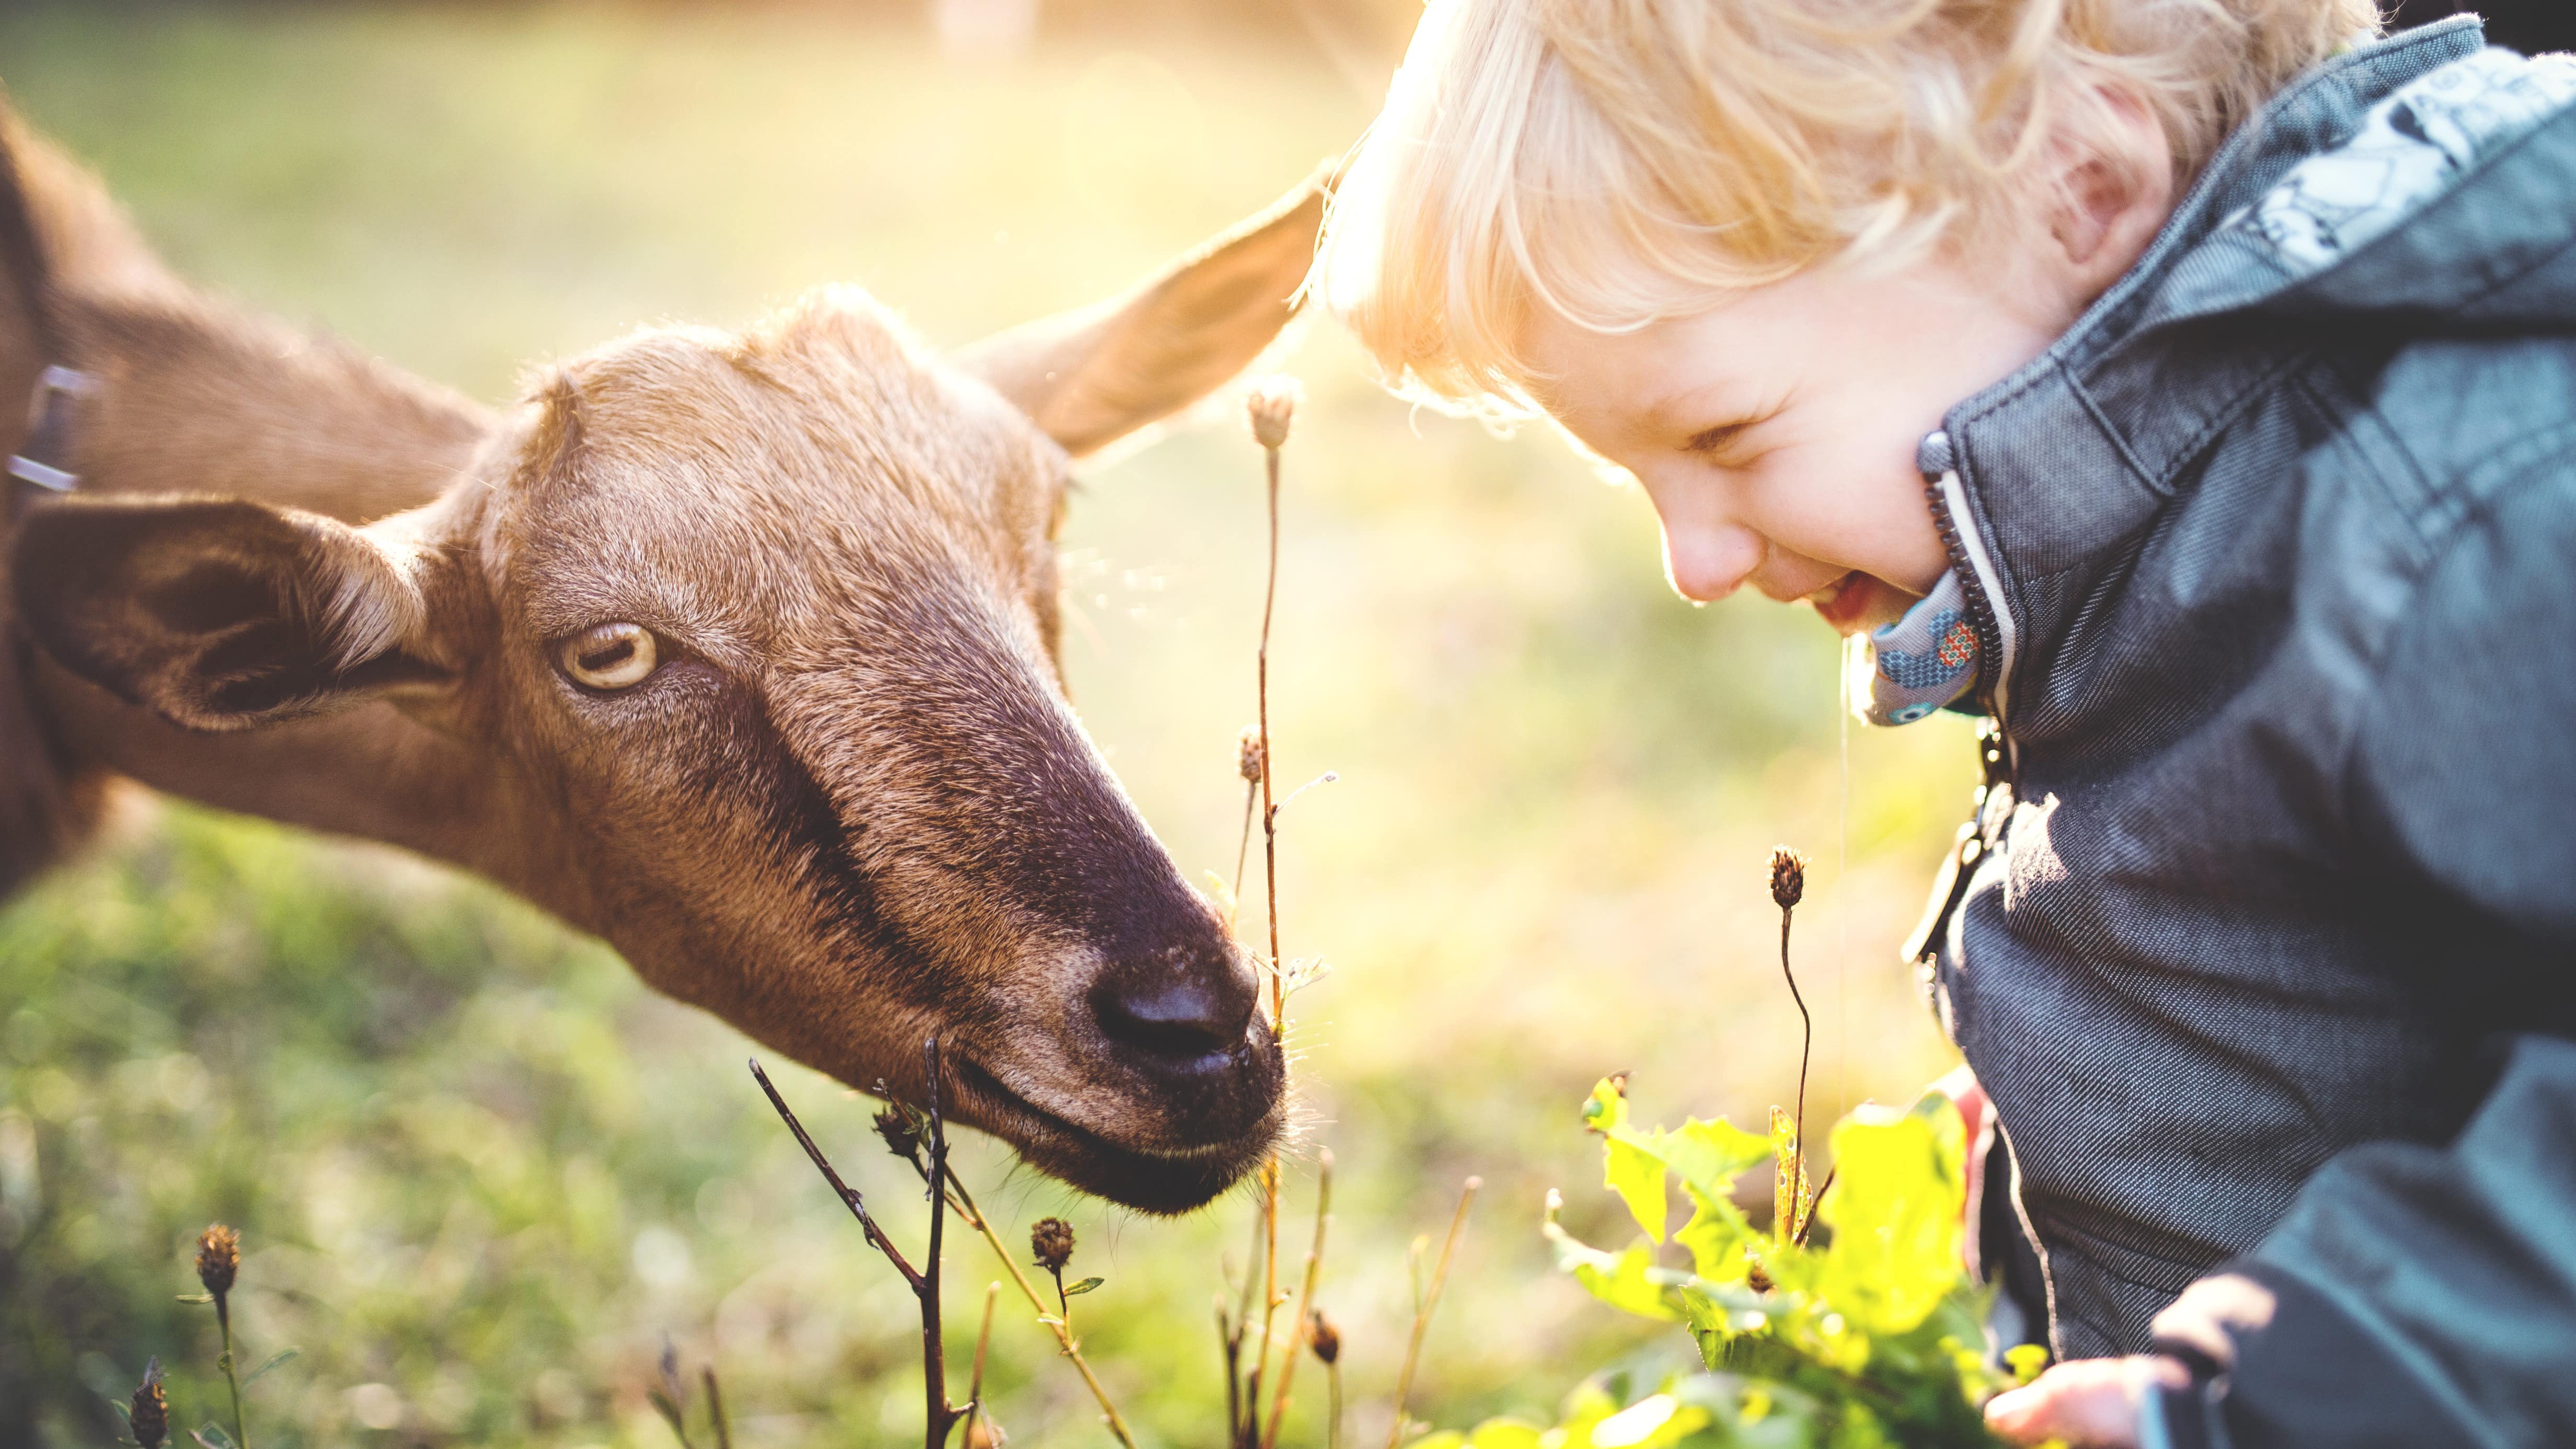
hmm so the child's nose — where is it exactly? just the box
[1660,521,1765,602]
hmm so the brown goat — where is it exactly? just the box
[0,99,1322,1213]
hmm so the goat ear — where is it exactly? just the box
[10,496,445,731]
[957,164,1331,457]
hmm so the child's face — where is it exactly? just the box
[1525,252,2075,634]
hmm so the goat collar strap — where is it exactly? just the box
[7,363,93,506]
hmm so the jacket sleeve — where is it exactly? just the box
[2147,444,2576,1447]
[2149,1038,2576,1448]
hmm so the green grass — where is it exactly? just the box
[0,6,1977,1446]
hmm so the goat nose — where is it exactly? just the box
[1090,959,1258,1068]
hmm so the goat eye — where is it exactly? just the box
[557,622,659,691]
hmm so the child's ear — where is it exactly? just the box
[2045,81,2174,294]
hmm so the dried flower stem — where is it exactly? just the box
[1220,1212,1268,1446]
[750,1049,961,1449]
[129,1359,167,1449]
[1235,392,1295,1449]
[964,1282,999,1449]
[1791,1167,1838,1249]
[936,1165,1137,1448]
[703,1367,732,1449]
[1218,1297,1244,1446]
[1235,778,1259,903]
[196,1226,247,1449]
[1245,1158,1284,1449]
[215,1313,246,1449]
[1259,1150,1332,1449]
[1385,1177,1480,1449]
[1770,848,1813,1243]
[1258,433,1283,1023]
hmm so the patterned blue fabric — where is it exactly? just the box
[1860,573,1978,726]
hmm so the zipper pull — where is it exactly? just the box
[1902,717,2011,965]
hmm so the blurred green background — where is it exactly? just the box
[0,5,1975,1446]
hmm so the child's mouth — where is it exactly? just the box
[1807,572,1878,634]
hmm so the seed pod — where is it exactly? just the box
[195,1224,239,1297]
[1768,847,1805,911]
[1030,1216,1076,1273]
[872,1105,923,1165]
[1246,375,1301,450]
[129,1359,168,1449]
[1307,1309,1341,1365]
[1237,726,1266,785]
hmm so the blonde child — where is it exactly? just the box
[1317,3,2576,1445]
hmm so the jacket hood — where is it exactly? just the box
[2153,27,2576,333]
[1931,18,2576,723]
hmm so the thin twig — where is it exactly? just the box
[1791,1167,1838,1249]
[936,1163,1138,1448]
[1260,1149,1333,1449]
[1235,778,1259,903]
[1781,905,1811,1237]
[922,1039,959,1449]
[702,1367,732,1449]
[751,1059,923,1291]
[1245,423,1289,1449]
[750,1052,960,1449]
[1218,1294,1245,1447]
[215,1306,246,1449]
[965,1282,999,1448]
[1385,1177,1480,1449]
[1247,1157,1283,1449]
[1258,435,1284,1022]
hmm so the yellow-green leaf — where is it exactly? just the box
[1464,1420,1546,1449]
[1815,1098,1966,1334]
[1768,1107,1810,1247]
[1605,1137,1670,1242]
[1574,1243,1682,1321]
[1671,1194,1756,1284]
[1582,1077,1629,1135]
[1659,1118,1772,1205]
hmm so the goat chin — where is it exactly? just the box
[946,1051,1286,1215]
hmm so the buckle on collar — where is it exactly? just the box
[7,364,97,494]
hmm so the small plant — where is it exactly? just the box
[1412,846,2011,1449]
[1030,1217,1102,1325]
[126,1359,168,1449]
[751,1043,965,1449]
[754,1044,1139,1448]
[1307,1311,1343,1449]
[646,1341,734,1449]
[193,1225,247,1449]
[1385,1176,1479,1449]
[145,1223,296,1449]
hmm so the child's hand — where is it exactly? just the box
[1983,1354,2188,1447]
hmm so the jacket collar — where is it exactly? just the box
[1936,18,2489,720]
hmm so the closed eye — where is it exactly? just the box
[1680,401,1785,465]
[1683,421,1755,456]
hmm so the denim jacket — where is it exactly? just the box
[1920,19,2576,1444]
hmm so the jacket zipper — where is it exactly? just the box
[1902,429,2016,967]
[1917,429,2009,723]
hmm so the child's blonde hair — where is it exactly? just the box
[1318,0,2379,415]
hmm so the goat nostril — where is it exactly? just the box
[1091,974,1254,1064]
